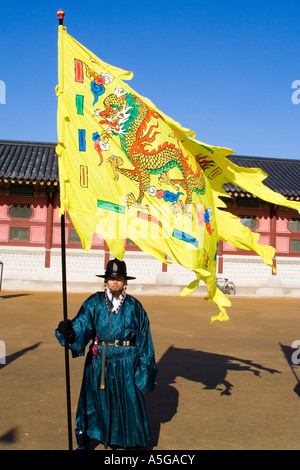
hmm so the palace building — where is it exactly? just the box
[0,139,299,296]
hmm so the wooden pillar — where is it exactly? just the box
[162,254,168,272]
[104,240,110,268]
[269,203,277,275]
[45,192,54,268]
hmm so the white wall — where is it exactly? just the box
[1,247,299,296]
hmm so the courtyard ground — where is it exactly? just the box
[0,290,300,450]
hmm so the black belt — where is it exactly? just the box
[99,339,134,390]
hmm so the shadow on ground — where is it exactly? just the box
[146,345,280,449]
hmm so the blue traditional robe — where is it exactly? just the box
[55,292,157,449]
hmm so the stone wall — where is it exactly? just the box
[1,246,300,297]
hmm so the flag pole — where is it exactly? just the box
[60,212,73,450]
[57,9,73,451]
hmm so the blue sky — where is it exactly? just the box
[0,0,300,159]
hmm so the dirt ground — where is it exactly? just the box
[0,289,300,451]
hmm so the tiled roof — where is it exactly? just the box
[225,155,300,199]
[0,140,58,183]
[0,140,299,198]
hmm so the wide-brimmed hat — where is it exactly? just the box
[96,258,136,280]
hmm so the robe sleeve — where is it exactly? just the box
[55,296,96,358]
[134,300,157,395]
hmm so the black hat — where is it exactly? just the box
[96,258,136,280]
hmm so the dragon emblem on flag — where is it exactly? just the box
[93,87,207,218]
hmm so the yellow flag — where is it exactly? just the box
[56,25,300,323]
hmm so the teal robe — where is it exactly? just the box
[55,292,157,449]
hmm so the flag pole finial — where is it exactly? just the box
[57,9,65,25]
